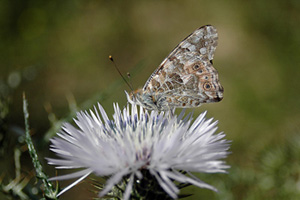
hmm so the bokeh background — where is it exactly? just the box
[1,0,300,199]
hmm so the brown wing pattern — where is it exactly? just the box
[142,25,223,108]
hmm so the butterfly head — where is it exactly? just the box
[126,90,167,111]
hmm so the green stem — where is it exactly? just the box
[23,93,58,200]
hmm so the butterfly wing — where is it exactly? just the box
[142,25,223,108]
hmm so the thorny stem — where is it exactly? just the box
[23,93,58,199]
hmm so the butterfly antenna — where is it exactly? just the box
[109,55,133,91]
[126,72,135,91]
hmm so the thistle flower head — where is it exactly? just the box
[47,103,230,199]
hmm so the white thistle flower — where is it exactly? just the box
[47,103,230,199]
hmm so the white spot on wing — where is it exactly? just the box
[188,45,196,51]
[181,42,191,48]
[200,48,207,55]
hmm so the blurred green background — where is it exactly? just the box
[1,0,300,199]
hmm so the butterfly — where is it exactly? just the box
[126,25,224,111]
